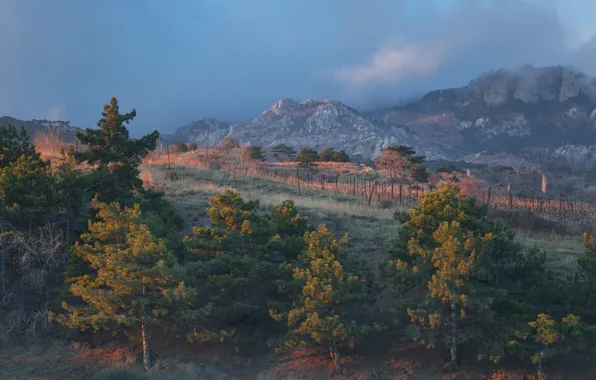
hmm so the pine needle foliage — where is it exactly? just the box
[271,225,375,375]
[184,191,310,333]
[387,183,556,367]
[0,124,39,168]
[56,199,194,349]
[74,97,159,204]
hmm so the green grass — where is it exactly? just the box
[143,163,585,277]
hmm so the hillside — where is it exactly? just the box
[0,116,77,142]
[163,65,596,166]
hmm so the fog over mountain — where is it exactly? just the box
[162,65,596,167]
[0,0,595,136]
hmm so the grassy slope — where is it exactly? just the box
[1,163,587,379]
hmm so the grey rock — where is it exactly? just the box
[163,65,596,166]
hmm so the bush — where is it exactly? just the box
[270,144,296,161]
[218,136,241,150]
[296,147,319,168]
[241,146,265,163]
[173,142,188,153]
[92,368,143,380]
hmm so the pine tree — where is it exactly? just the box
[0,125,39,168]
[241,146,265,163]
[410,164,429,183]
[54,146,90,233]
[0,152,57,230]
[387,183,553,367]
[296,147,319,168]
[270,144,296,161]
[184,192,309,329]
[271,225,373,375]
[75,97,159,204]
[56,199,194,371]
[509,313,592,377]
[407,220,492,368]
[331,149,350,163]
[207,190,261,233]
[580,233,596,286]
[319,147,335,162]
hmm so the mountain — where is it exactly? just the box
[151,65,596,166]
[0,116,77,141]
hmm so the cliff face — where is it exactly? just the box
[164,65,596,165]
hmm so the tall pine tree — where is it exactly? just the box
[75,97,159,204]
[271,225,374,375]
[56,199,194,371]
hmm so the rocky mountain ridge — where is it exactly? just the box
[164,65,596,166]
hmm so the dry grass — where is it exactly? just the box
[33,127,72,161]
[140,164,398,220]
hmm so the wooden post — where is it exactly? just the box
[166,145,171,172]
[399,184,403,205]
[296,166,301,195]
[336,174,339,191]
[487,187,491,205]
[507,184,512,209]
[368,181,377,206]
[391,183,394,200]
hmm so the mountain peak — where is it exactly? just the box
[270,98,299,114]
[466,65,596,105]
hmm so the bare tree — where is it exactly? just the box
[0,222,67,343]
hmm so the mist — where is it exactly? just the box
[0,0,594,136]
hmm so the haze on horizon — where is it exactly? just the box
[0,0,595,136]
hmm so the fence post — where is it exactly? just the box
[166,145,171,172]
[368,181,377,206]
[507,184,512,209]
[487,187,491,205]
[296,166,300,195]
[399,184,403,205]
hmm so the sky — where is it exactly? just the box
[0,0,595,136]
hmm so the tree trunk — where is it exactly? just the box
[0,237,5,297]
[1,201,6,297]
[142,322,151,372]
[141,285,151,372]
[450,306,458,369]
[331,339,342,375]
[536,356,543,378]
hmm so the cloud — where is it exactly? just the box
[0,0,596,133]
[41,106,63,121]
[334,46,444,86]
[326,0,596,110]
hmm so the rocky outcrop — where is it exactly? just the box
[162,118,229,146]
[165,65,596,165]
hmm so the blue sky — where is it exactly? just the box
[0,0,595,136]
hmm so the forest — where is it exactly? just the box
[1,97,596,380]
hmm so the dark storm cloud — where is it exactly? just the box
[0,0,594,135]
